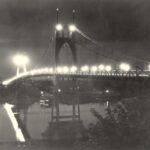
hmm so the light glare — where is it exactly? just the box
[81,65,89,72]
[69,24,76,32]
[91,66,97,72]
[63,66,69,73]
[99,64,104,71]
[55,24,63,31]
[70,66,77,72]
[119,63,131,71]
[105,65,112,72]
[13,54,29,66]
[56,66,62,73]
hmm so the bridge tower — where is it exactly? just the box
[54,9,77,65]
[51,9,80,123]
[42,9,82,140]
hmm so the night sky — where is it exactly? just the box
[0,0,150,79]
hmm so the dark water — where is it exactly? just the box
[0,102,106,141]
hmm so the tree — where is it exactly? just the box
[88,96,150,149]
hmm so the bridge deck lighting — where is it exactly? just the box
[105,65,112,72]
[63,66,69,73]
[44,68,49,72]
[91,66,97,72]
[70,66,77,72]
[81,65,89,72]
[98,64,104,71]
[69,24,76,32]
[55,24,63,31]
[119,63,130,71]
[49,68,53,73]
[56,66,62,73]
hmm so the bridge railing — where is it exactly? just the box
[2,67,150,86]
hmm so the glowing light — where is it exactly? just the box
[70,66,77,73]
[43,68,49,72]
[105,89,110,93]
[3,103,25,142]
[13,54,29,66]
[105,65,112,72]
[119,63,131,71]
[69,24,76,32]
[56,66,62,73]
[63,66,69,73]
[40,91,44,95]
[91,66,97,72]
[55,24,63,31]
[30,70,37,75]
[81,65,89,72]
[49,68,53,73]
[58,89,61,93]
[99,64,105,71]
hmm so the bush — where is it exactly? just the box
[87,97,150,149]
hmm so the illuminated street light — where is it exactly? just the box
[70,66,77,73]
[13,54,29,76]
[105,65,112,72]
[43,68,48,72]
[69,24,76,32]
[49,68,53,73]
[119,63,131,71]
[91,66,97,72]
[98,64,105,71]
[81,65,89,72]
[13,54,29,66]
[63,66,69,73]
[56,66,62,73]
[55,24,63,31]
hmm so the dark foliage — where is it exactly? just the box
[88,97,150,149]
[0,82,40,110]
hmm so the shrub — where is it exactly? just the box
[88,97,150,149]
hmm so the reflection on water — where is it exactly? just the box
[0,105,16,141]
[0,102,106,140]
[26,102,106,139]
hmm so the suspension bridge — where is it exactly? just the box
[1,9,150,143]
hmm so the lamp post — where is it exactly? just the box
[13,54,29,76]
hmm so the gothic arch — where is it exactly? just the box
[55,37,76,65]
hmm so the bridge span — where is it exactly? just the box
[2,67,150,86]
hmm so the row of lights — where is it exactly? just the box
[29,63,131,75]
[55,63,130,73]
[2,62,149,86]
[12,54,130,76]
[55,24,77,32]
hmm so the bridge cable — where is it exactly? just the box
[33,36,54,69]
[76,28,150,65]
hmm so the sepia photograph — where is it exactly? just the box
[0,0,150,150]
